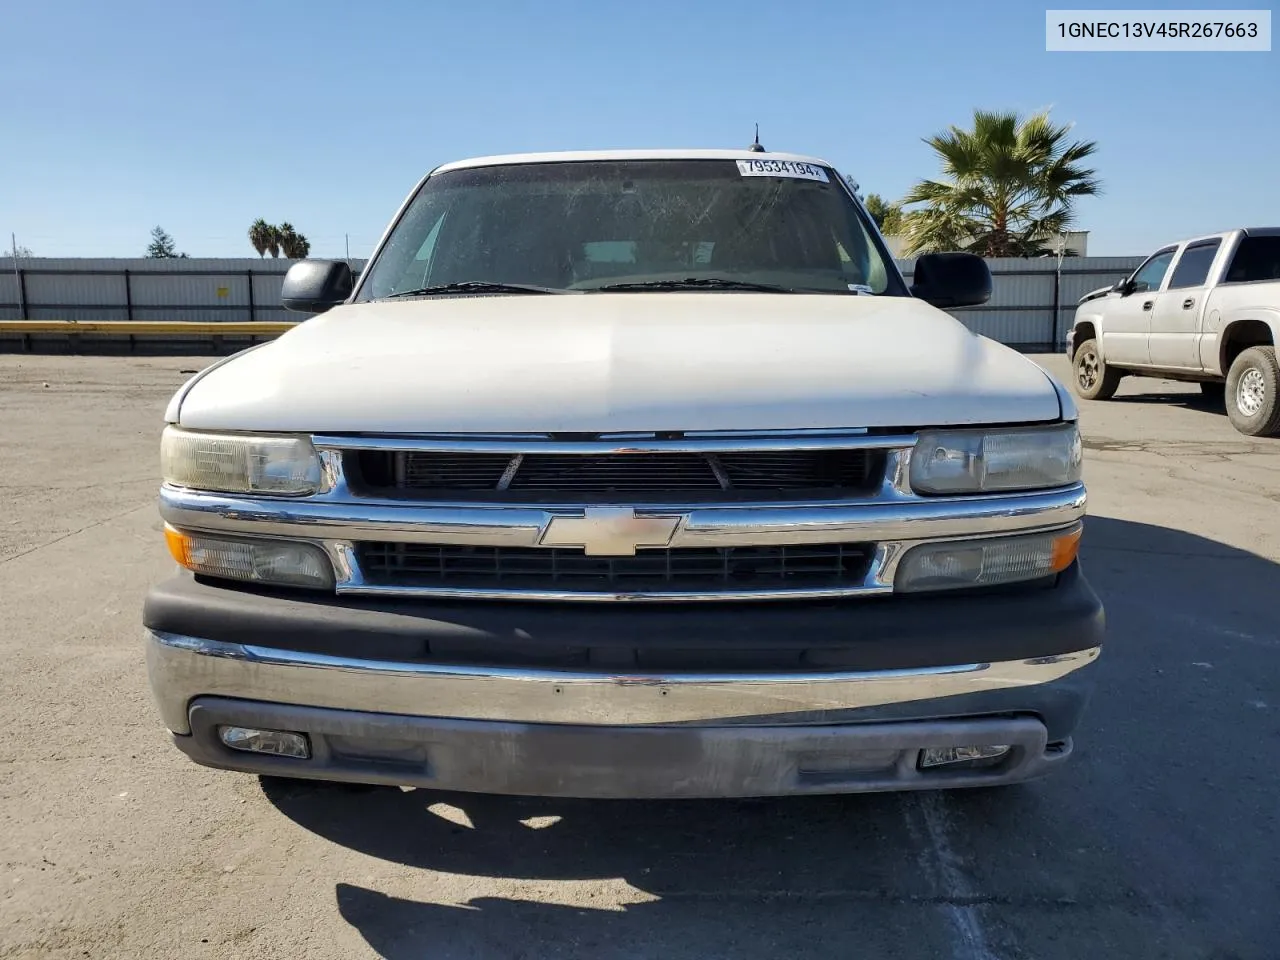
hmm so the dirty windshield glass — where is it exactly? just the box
[356,159,902,300]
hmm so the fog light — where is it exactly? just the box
[218,726,310,759]
[918,745,1010,770]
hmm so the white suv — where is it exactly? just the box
[144,149,1104,799]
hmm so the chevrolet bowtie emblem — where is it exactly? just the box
[540,507,682,557]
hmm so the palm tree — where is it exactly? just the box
[899,109,1101,258]
[248,219,308,257]
[277,223,311,259]
[248,219,273,257]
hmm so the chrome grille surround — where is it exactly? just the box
[159,429,1088,602]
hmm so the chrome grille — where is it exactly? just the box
[356,542,875,592]
[351,449,885,499]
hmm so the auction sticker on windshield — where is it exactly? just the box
[736,159,830,182]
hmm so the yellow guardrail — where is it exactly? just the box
[0,320,298,336]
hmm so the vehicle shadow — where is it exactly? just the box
[1110,389,1226,413]
[260,515,1280,960]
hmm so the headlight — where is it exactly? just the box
[161,426,321,495]
[909,423,1082,495]
[895,526,1081,593]
[165,525,334,590]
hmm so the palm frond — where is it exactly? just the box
[900,107,1101,258]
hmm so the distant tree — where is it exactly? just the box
[277,223,311,259]
[4,243,34,258]
[248,219,274,257]
[146,225,180,258]
[862,193,904,235]
[899,108,1101,257]
[248,219,311,257]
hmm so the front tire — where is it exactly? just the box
[1072,338,1123,400]
[1225,346,1280,437]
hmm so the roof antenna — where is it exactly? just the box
[748,124,765,152]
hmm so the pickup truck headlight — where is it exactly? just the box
[161,426,321,496]
[909,423,1082,495]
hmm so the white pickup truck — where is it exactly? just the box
[143,148,1104,799]
[1066,228,1280,436]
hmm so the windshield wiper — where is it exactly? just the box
[592,278,797,293]
[384,281,570,298]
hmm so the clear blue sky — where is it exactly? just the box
[2,0,1276,258]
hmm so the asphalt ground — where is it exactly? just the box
[2,352,1278,960]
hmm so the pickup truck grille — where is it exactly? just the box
[356,542,876,593]
[164,430,1089,604]
[351,449,885,500]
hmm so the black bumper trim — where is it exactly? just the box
[143,562,1104,674]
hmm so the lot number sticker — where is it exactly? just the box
[736,159,829,182]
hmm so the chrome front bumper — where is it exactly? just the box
[147,630,1100,733]
[150,621,1097,713]
[147,627,1101,797]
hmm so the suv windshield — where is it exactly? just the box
[355,159,903,301]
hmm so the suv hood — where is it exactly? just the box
[172,293,1063,433]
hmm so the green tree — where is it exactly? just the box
[863,193,904,235]
[899,108,1101,257]
[277,223,311,259]
[248,220,302,257]
[146,226,180,258]
[248,219,274,257]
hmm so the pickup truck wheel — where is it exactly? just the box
[1072,339,1122,400]
[1225,346,1280,436]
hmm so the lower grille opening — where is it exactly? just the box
[355,542,876,593]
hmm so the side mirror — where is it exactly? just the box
[281,259,354,314]
[909,252,992,309]
[1112,277,1135,296]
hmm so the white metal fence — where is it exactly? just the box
[0,258,368,327]
[898,255,1143,348]
[1,255,1144,351]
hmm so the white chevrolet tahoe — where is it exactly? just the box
[144,149,1104,799]
[1066,228,1280,436]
